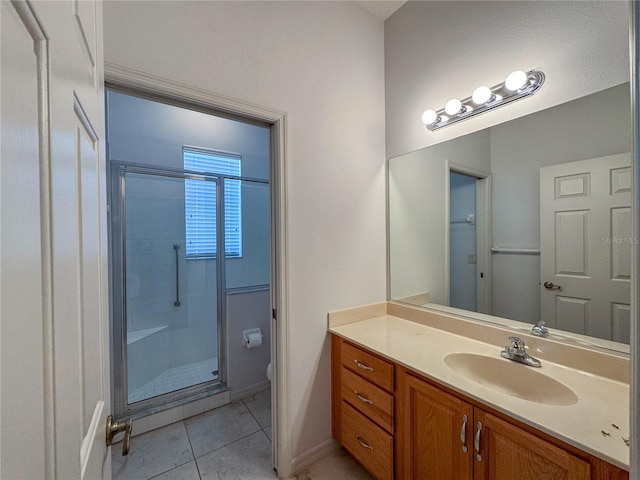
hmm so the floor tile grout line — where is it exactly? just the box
[242,393,271,430]
[242,397,264,428]
[183,418,203,480]
[192,427,265,460]
[146,457,195,480]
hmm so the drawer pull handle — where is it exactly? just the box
[354,391,374,405]
[474,421,483,462]
[354,360,374,372]
[460,414,468,453]
[355,434,374,451]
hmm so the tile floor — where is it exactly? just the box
[112,388,372,479]
[128,358,219,404]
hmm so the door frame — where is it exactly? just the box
[630,3,640,478]
[103,62,291,476]
[445,161,492,314]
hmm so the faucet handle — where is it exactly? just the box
[508,336,525,350]
[532,319,549,337]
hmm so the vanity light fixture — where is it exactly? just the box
[421,69,545,131]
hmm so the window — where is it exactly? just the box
[183,147,242,258]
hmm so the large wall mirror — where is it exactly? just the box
[389,82,632,352]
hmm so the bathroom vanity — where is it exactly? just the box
[329,302,629,480]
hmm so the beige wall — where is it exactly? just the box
[385,1,629,160]
[104,0,386,464]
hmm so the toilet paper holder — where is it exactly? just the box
[243,328,263,348]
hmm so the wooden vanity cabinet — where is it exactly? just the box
[396,372,473,479]
[331,335,395,480]
[473,408,590,480]
[331,335,629,480]
[397,369,627,480]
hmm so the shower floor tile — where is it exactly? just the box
[129,357,218,404]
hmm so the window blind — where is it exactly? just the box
[184,148,242,258]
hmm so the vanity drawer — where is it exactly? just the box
[342,367,393,433]
[341,401,393,480]
[341,341,394,392]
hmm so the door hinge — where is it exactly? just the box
[272,308,277,320]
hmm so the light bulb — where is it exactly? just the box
[421,109,438,125]
[505,70,528,91]
[472,86,492,105]
[445,98,462,116]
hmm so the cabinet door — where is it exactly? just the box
[474,410,590,480]
[398,372,473,480]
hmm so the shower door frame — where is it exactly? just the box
[110,161,233,419]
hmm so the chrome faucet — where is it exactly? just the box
[500,336,541,367]
[531,319,549,337]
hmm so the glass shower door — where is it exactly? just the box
[121,169,221,406]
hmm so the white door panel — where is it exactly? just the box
[540,153,631,341]
[1,1,110,478]
[1,2,47,477]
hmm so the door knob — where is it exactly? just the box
[543,281,561,290]
[106,415,133,456]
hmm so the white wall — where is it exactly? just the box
[104,0,386,461]
[389,129,490,303]
[385,1,629,159]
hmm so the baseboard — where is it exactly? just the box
[290,438,340,475]
[230,380,270,402]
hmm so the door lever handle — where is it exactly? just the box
[543,281,561,290]
[106,415,133,456]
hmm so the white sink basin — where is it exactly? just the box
[444,353,578,406]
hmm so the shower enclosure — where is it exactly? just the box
[110,162,270,418]
[107,88,271,420]
[110,164,224,417]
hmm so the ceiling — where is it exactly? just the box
[355,1,407,20]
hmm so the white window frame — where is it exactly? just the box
[183,146,242,259]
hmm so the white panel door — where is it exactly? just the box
[540,153,631,342]
[0,1,110,478]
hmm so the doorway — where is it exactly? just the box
[449,172,478,311]
[107,89,272,421]
[447,164,491,314]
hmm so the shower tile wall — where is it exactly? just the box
[126,174,217,402]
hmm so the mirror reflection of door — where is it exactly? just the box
[540,153,631,342]
[449,172,478,311]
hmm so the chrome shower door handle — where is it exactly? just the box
[173,243,181,306]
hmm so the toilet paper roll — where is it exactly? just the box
[245,331,263,349]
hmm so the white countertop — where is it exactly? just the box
[329,309,629,470]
